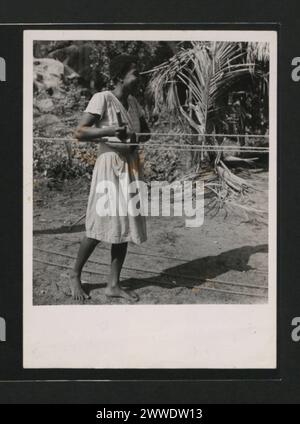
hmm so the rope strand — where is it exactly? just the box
[33,135,269,153]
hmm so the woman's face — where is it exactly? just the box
[122,63,140,93]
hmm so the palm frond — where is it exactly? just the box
[246,42,270,63]
[147,41,254,134]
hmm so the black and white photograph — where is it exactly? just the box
[23,30,277,368]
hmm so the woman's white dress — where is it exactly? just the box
[84,90,147,244]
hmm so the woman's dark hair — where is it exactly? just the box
[109,53,137,83]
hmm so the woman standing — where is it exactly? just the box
[70,54,150,302]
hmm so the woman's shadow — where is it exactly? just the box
[119,243,268,291]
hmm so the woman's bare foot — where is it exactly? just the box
[69,271,90,301]
[105,285,139,302]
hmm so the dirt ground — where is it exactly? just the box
[33,169,269,305]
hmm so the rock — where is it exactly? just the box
[34,114,67,137]
[33,58,64,92]
[35,114,60,129]
[35,98,54,113]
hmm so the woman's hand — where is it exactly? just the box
[115,126,136,144]
[115,125,128,142]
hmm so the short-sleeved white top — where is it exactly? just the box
[84,90,144,154]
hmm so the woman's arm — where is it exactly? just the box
[74,112,119,141]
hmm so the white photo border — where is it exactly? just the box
[23,29,277,369]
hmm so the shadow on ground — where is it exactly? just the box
[84,243,268,295]
[34,224,85,235]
